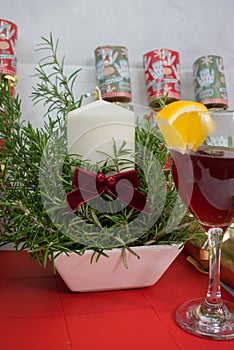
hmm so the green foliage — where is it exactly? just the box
[31,32,83,117]
[0,35,202,270]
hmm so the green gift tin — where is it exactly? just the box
[193,55,228,109]
[95,45,132,103]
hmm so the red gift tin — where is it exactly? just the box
[0,19,18,77]
[143,48,180,107]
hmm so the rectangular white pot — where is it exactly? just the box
[53,244,182,292]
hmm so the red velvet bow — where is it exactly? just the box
[67,168,149,214]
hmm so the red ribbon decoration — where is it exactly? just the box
[67,168,149,214]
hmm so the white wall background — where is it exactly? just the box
[1,0,234,127]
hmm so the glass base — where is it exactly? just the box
[176,298,234,340]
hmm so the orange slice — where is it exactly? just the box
[155,100,213,152]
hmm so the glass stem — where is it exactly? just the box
[205,228,223,306]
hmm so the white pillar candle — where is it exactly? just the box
[67,100,135,167]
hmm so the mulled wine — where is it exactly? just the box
[171,146,234,232]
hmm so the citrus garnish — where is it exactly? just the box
[155,100,213,152]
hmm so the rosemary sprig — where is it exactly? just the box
[31,32,83,117]
[150,93,169,110]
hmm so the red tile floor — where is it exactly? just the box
[0,250,233,350]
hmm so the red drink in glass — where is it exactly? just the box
[171,146,234,232]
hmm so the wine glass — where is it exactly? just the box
[170,110,234,340]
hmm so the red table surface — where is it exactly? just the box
[0,250,233,350]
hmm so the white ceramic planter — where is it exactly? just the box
[53,244,182,292]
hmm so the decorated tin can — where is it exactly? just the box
[143,48,180,108]
[0,19,18,77]
[95,45,132,102]
[193,55,228,109]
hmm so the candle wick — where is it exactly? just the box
[94,86,102,100]
[83,87,102,101]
